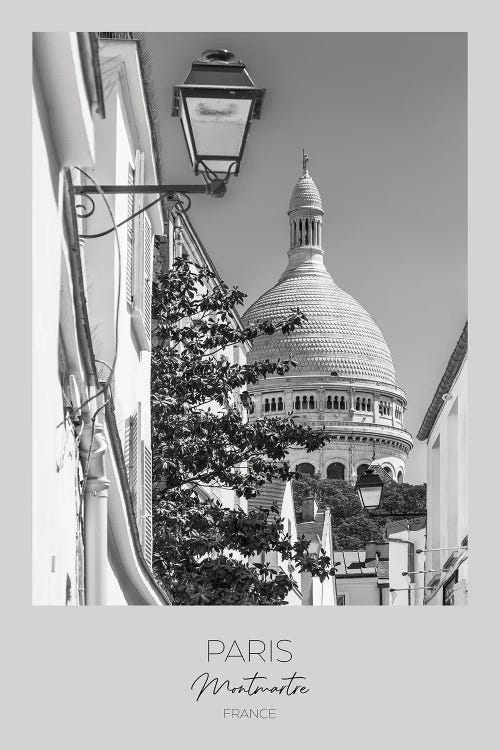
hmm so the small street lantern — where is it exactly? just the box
[355,467,384,511]
[172,49,266,182]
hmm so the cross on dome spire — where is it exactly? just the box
[302,149,309,175]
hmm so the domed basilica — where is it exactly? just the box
[243,157,413,483]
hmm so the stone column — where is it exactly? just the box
[285,388,293,413]
[253,391,262,417]
[318,386,325,411]
[319,446,325,477]
[348,386,355,419]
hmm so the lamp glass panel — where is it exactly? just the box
[185,96,252,158]
[358,485,382,509]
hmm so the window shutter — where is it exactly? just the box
[142,442,153,567]
[143,213,153,345]
[124,409,139,513]
[126,162,135,307]
[124,404,153,568]
[131,150,153,351]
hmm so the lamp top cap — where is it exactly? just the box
[356,466,384,488]
[198,49,237,64]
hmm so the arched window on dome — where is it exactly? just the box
[295,396,301,410]
[397,470,404,484]
[383,466,393,478]
[361,398,366,411]
[367,399,372,412]
[296,462,315,476]
[334,396,339,410]
[357,464,369,478]
[326,396,332,410]
[340,396,346,410]
[309,395,315,409]
[355,397,360,411]
[302,395,308,410]
[299,220,303,245]
[271,398,276,412]
[278,397,284,411]
[327,463,345,480]
[264,399,270,413]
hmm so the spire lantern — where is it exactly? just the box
[288,153,323,253]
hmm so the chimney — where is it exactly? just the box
[301,491,317,522]
[365,541,377,563]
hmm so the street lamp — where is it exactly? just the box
[355,467,384,511]
[355,465,425,519]
[74,48,265,220]
[172,49,265,185]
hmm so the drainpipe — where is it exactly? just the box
[79,403,110,605]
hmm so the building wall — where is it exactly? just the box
[335,578,380,606]
[33,51,90,605]
[424,358,468,604]
[33,33,166,605]
[250,374,412,482]
[387,523,426,606]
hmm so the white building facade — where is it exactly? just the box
[417,323,468,605]
[242,162,413,483]
[33,32,170,604]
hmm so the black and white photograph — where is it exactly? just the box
[33,31,467,608]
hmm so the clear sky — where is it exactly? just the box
[144,32,467,483]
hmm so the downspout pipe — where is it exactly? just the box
[79,408,110,604]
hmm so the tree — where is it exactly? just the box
[151,258,334,605]
[292,474,426,550]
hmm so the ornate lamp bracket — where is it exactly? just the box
[73,160,237,238]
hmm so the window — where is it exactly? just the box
[383,466,393,478]
[278,397,284,411]
[295,396,301,410]
[327,463,345,480]
[264,398,270,413]
[336,594,346,606]
[326,396,332,409]
[309,395,315,409]
[302,395,308,409]
[397,470,403,484]
[271,397,276,412]
[379,400,391,416]
[334,396,339,409]
[443,570,460,606]
[340,396,346,410]
[367,399,372,411]
[296,462,315,476]
[355,397,360,410]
